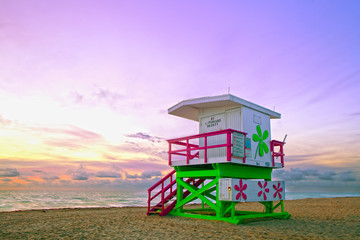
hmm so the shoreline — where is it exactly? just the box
[1,197,359,239]
[1,196,359,213]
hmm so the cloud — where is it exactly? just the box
[29,125,103,141]
[0,168,19,177]
[93,88,123,107]
[44,139,83,149]
[42,176,60,181]
[111,159,169,172]
[273,168,358,182]
[126,170,162,179]
[58,125,103,140]
[72,173,88,181]
[126,132,164,143]
[68,165,90,181]
[318,170,337,180]
[0,115,12,126]
[109,141,168,161]
[273,168,318,181]
[272,168,359,192]
[285,153,335,163]
[0,178,12,182]
[68,87,124,109]
[68,91,84,103]
[306,70,360,105]
[338,171,357,181]
[349,112,360,116]
[95,171,122,178]
[31,169,60,181]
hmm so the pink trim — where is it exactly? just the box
[167,129,247,165]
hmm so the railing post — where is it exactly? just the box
[270,141,274,167]
[281,144,284,167]
[227,131,231,161]
[243,132,246,163]
[170,174,173,195]
[147,190,150,214]
[204,136,207,163]
[161,182,164,212]
[168,142,172,166]
[186,139,189,164]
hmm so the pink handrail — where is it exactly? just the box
[167,129,247,165]
[270,140,285,167]
[147,170,176,214]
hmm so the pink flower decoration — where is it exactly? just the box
[234,179,247,200]
[273,182,283,199]
[258,181,269,200]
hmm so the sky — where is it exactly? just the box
[0,0,359,192]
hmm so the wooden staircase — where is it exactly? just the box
[147,170,204,216]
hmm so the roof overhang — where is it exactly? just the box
[168,94,281,121]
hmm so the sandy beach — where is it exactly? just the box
[0,197,359,239]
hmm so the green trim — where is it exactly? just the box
[168,211,241,224]
[168,211,291,224]
[175,163,272,179]
[216,163,272,179]
[176,170,218,178]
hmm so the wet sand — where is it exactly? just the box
[1,197,359,239]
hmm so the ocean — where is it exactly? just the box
[0,190,359,212]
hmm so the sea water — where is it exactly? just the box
[0,190,359,212]
[0,190,147,212]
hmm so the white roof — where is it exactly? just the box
[168,94,281,121]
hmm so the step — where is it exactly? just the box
[148,211,160,214]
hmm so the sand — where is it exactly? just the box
[0,197,359,239]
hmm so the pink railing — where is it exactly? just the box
[270,140,285,167]
[147,170,176,215]
[167,129,247,165]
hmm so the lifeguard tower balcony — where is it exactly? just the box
[147,94,289,224]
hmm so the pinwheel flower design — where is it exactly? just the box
[252,125,269,159]
[258,181,269,200]
[273,182,283,199]
[234,179,247,200]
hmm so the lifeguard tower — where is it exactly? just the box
[147,94,290,224]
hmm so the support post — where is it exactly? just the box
[176,176,184,213]
[201,181,205,209]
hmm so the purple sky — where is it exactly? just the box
[0,1,359,191]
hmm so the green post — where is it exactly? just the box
[176,176,184,213]
[215,177,225,218]
[201,181,205,209]
[231,202,236,219]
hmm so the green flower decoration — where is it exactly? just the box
[252,125,269,159]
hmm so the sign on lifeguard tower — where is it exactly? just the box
[147,94,290,224]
